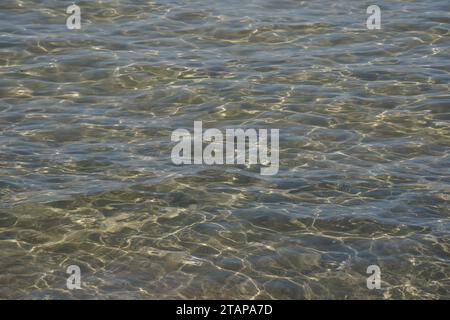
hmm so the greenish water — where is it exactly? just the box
[0,0,449,299]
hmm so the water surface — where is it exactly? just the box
[0,0,449,299]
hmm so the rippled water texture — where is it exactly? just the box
[0,0,449,299]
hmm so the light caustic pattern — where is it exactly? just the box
[0,0,449,299]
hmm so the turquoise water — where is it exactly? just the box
[0,0,449,299]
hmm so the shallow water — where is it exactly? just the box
[0,0,449,299]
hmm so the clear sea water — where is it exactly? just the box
[0,0,449,299]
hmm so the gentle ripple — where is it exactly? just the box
[0,0,449,299]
